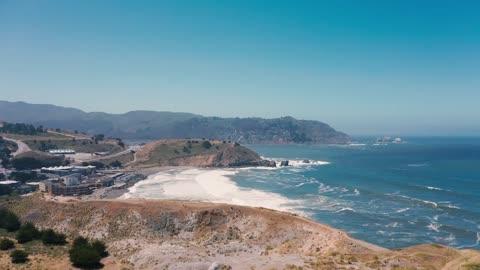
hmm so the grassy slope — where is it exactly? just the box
[24,139,123,154]
[0,131,124,154]
[134,139,261,167]
[2,195,480,269]
[145,140,228,162]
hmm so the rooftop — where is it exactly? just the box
[0,180,19,185]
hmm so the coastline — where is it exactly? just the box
[5,193,480,270]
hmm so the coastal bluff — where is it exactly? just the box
[1,195,479,269]
[132,139,276,168]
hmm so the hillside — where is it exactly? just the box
[132,139,275,168]
[1,195,479,270]
[0,101,350,144]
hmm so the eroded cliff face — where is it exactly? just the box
[3,195,479,270]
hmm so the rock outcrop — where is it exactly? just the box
[133,139,276,168]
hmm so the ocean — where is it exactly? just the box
[123,137,480,250]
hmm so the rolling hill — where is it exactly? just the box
[0,100,350,144]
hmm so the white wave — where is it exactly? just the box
[419,185,451,192]
[408,163,428,167]
[348,143,367,146]
[295,182,306,187]
[443,204,461,209]
[121,168,304,215]
[335,207,354,213]
[339,188,360,197]
[427,223,441,232]
[390,194,438,208]
[386,222,400,228]
[396,208,410,213]
[318,183,336,193]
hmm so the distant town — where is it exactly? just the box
[0,121,145,198]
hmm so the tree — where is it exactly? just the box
[0,238,15,250]
[69,236,108,268]
[41,229,67,245]
[0,209,21,232]
[202,141,212,149]
[91,240,108,258]
[16,222,40,243]
[72,236,89,248]
[10,249,29,264]
[69,245,101,268]
[109,160,122,168]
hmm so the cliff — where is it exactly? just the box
[1,195,479,270]
[132,139,276,168]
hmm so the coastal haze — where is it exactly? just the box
[0,100,350,144]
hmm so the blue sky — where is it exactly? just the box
[0,1,479,135]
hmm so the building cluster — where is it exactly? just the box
[0,180,39,194]
[1,163,145,197]
[38,165,115,196]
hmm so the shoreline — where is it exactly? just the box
[5,193,480,270]
[86,157,330,201]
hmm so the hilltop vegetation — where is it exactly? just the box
[0,100,350,144]
[0,122,45,136]
[133,139,275,167]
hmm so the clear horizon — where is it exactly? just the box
[1,1,479,136]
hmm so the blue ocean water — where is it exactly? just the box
[232,137,480,250]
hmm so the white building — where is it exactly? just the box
[48,149,76,155]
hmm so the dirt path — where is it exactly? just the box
[2,136,31,156]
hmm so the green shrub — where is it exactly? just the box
[0,208,21,232]
[69,237,108,268]
[202,141,212,149]
[41,229,67,245]
[69,245,101,268]
[15,222,40,243]
[10,249,29,264]
[72,236,89,248]
[91,240,108,258]
[0,238,15,250]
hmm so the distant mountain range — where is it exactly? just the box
[0,100,350,144]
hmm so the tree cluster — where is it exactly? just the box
[9,171,48,183]
[0,208,108,266]
[0,123,45,135]
[69,236,107,269]
[12,156,63,170]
